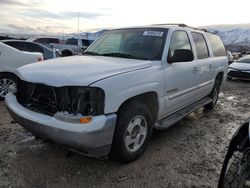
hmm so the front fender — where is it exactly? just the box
[91,64,165,114]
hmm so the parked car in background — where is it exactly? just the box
[26,37,61,48]
[0,36,16,40]
[227,55,250,81]
[0,42,43,100]
[2,40,61,60]
[5,24,228,162]
[51,38,94,57]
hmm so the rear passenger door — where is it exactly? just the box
[191,32,214,97]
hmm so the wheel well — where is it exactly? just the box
[216,72,224,85]
[0,72,19,80]
[117,92,159,123]
[61,50,73,56]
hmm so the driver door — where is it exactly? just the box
[164,30,199,115]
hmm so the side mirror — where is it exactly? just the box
[168,49,194,63]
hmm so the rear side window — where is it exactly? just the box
[169,30,192,57]
[5,41,26,51]
[207,33,226,57]
[191,32,209,59]
[26,43,44,53]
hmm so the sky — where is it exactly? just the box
[1,0,250,34]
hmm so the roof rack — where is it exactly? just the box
[151,23,188,27]
[151,23,208,32]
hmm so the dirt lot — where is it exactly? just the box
[0,80,249,188]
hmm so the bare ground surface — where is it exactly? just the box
[0,80,249,188]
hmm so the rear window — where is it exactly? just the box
[191,32,209,59]
[207,33,226,57]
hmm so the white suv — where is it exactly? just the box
[5,24,228,162]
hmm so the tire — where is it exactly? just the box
[223,150,250,188]
[0,74,18,101]
[110,101,153,163]
[204,78,221,110]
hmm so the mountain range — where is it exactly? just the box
[204,24,250,52]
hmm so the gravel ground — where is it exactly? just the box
[0,80,249,188]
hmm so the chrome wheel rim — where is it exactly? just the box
[125,115,147,152]
[0,78,16,98]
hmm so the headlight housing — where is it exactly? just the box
[17,80,105,116]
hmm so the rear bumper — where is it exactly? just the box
[5,93,117,157]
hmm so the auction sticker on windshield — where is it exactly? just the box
[143,31,164,37]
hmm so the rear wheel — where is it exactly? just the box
[0,74,18,101]
[110,101,153,163]
[204,78,221,110]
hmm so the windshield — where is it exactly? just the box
[85,28,168,60]
[237,56,250,63]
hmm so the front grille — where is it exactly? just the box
[17,80,59,115]
[228,70,250,79]
[16,80,105,116]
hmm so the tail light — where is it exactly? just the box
[38,57,43,62]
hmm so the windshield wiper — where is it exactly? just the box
[102,52,137,59]
[83,51,100,56]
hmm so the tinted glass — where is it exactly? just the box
[35,38,59,44]
[81,39,90,46]
[26,43,44,53]
[86,28,167,60]
[207,33,226,57]
[47,38,59,43]
[66,38,78,45]
[192,32,209,59]
[5,41,26,51]
[34,38,46,43]
[168,30,192,57]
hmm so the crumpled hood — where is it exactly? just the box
[16,56,152,87]
[229,62,250,71]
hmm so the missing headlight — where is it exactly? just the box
[17,80,105,116]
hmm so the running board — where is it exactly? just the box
[154,97,213,130]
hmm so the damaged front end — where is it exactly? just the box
[16,80,105,120]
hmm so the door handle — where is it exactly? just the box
[193,67,199,73]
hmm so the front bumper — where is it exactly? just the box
[227,70,250,80]
[5,93,117,157]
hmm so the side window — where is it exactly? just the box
[81,39,90,46]
[66,38,78,45]
[207,33,226,57]
[26,43,44,53]
[191,32,209,59]
[5,42,26,51]
[34,38,45,43]
[168,30,192,57]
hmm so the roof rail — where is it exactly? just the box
[151,23,188,27]
[151,23,208,32]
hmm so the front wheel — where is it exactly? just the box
[0,74,18,101]
[110,101,153,163]
[204,78,221,110]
